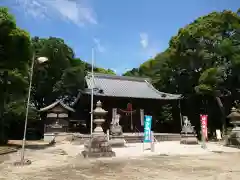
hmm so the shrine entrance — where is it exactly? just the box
[112,103,144,132]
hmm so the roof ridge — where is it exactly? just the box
[86,72,151,82]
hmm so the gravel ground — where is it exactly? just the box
[0,142,240,180]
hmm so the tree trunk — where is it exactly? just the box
[215,96,225,137]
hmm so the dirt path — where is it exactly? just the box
[1,152,240,180]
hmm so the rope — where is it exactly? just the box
[118,109,136,113]
[119,109,136,115]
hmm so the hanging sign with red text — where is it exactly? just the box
[200,114,208,140]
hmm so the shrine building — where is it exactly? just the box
[40,72,182,134]
[71,72,182,133]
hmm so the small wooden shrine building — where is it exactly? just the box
[39,100,75,133]
[72,72,182,133]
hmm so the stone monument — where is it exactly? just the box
[226,107,240,147]
[109,114,126,147]
[81,101,116,158]
[180,116,198,144]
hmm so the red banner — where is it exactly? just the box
[200,114,208,140]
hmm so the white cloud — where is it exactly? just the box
[93,38,106,53]
[111,68,117,74]
[15,0,97,26]
[139,32,162,58]
[140,32,149,49]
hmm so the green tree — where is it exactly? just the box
[94,67,116,75]
[123,10,240,134]
[31,37,86,108]
[0,7,32,144]
[167,11,240,132]
[31,36,117,109]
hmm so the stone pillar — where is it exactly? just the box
[81,101,116,158]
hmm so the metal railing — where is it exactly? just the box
[134,127,142,135]
[134,127,159,143]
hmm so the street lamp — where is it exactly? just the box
[19,55,48,166]
[90,48,95,136]
[37,57,48,64]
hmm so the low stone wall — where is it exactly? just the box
[44,133,75,143]
[72,133,181,144]
[123,133,181,143]
[0,146,18,155]
[44,133,181,144]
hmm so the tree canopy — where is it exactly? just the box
[0,7,33,144]
[124,10,240,135]
[0,7,115,144]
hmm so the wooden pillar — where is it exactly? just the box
[178,100,183,129]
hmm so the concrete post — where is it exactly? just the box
[201,127,207,149]
[106,129,110,141]
[151,131,155,152]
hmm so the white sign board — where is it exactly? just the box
[216,129,222,140]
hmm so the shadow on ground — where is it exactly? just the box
[7,141,54,150]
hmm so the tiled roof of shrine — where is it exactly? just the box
[82,72,182,100]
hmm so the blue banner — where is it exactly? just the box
[144,115,152,143]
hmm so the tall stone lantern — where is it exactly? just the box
[226,107,240,147]
[81,101,116,158]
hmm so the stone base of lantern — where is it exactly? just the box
[226,127,240,148]
[81,135,116,158]
[180,133,198,145]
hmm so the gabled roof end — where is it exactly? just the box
[39,100,75,112]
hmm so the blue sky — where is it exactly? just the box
[1,0,239,74]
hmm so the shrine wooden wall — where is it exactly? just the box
[73,94,182,133]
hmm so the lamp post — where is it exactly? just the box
[90,48,95,136]
[20,54,48,166]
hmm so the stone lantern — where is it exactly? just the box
[92,101,108,135]
[81,101,115,158]
[226,107,240,147]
